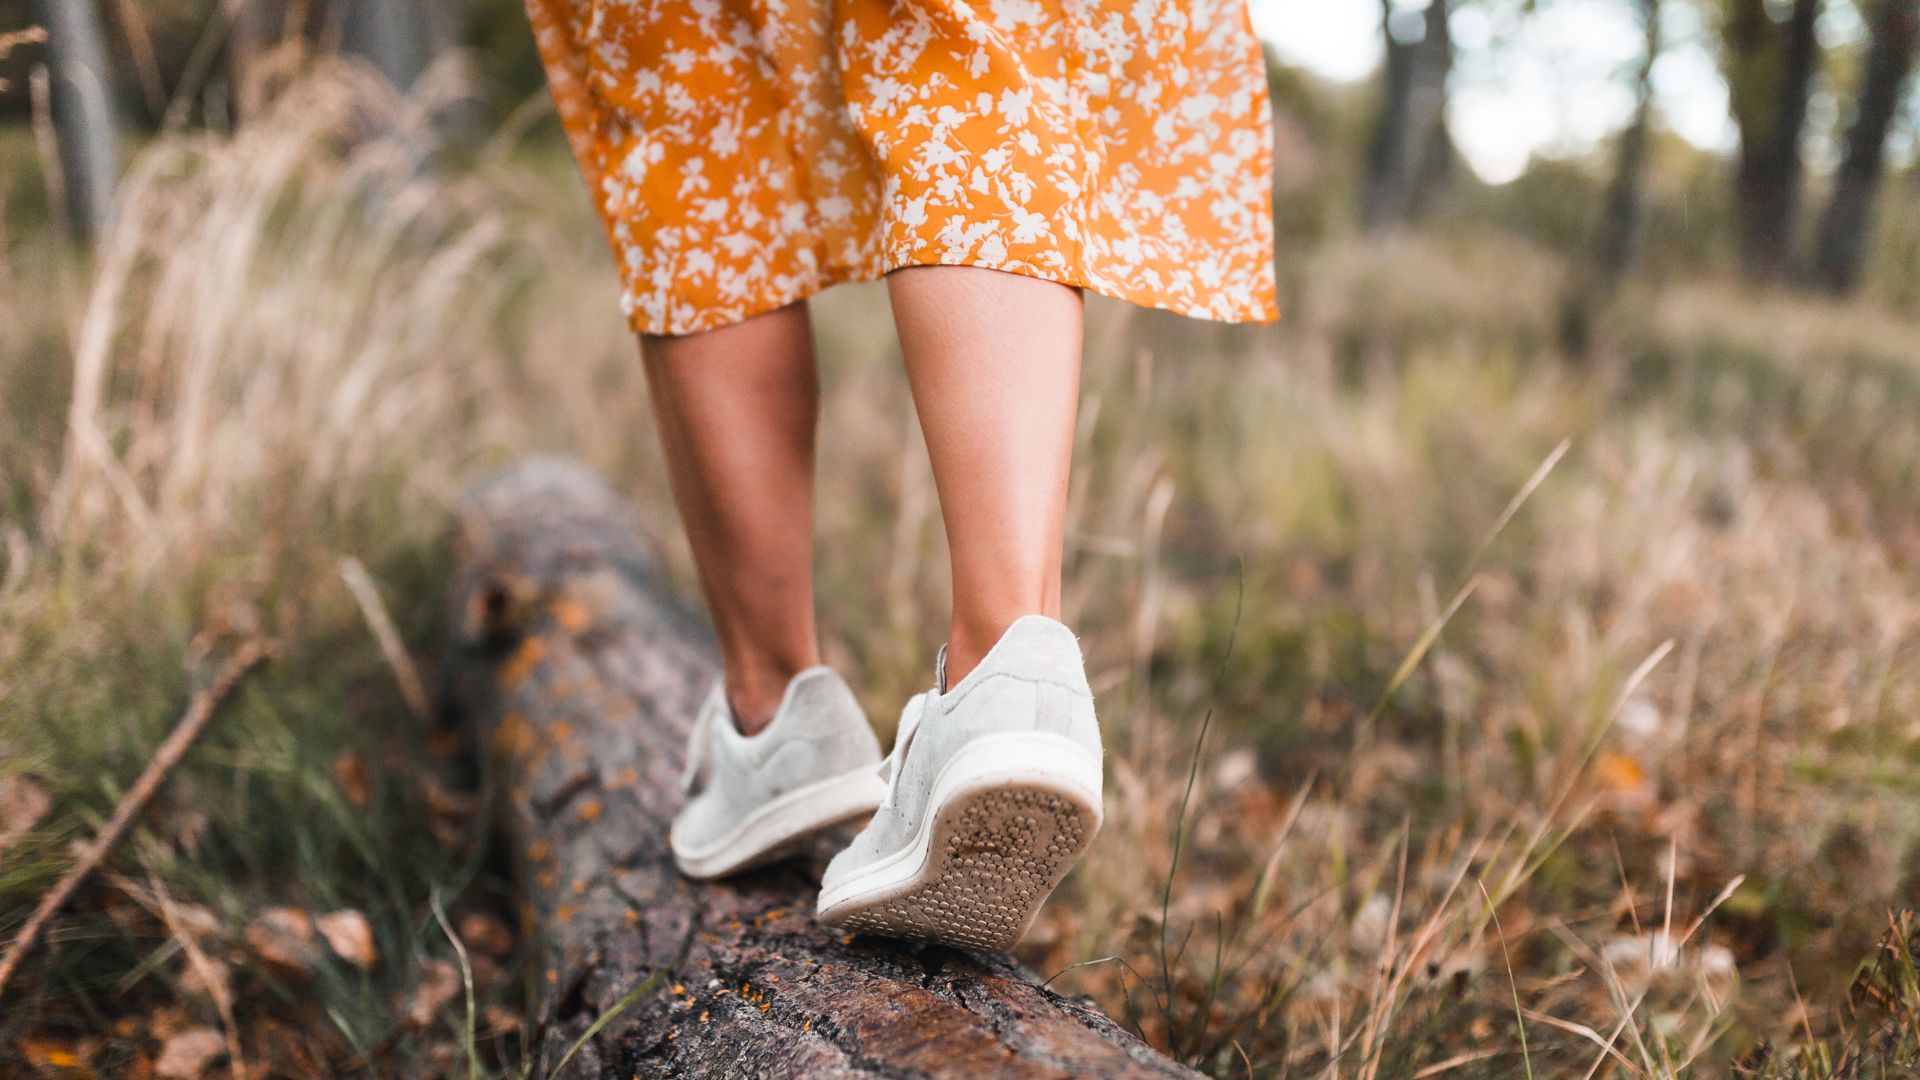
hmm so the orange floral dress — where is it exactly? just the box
[525,0,1278,336]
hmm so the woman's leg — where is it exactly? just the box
[817,268,1096,944]
[887,266,1084,687]
[642,302,822,734]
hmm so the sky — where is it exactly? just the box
[1248,0,1743,184]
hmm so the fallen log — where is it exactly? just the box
[443,458,1196,1078]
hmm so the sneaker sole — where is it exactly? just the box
[672,766,888,881]
[815,733,1102,951]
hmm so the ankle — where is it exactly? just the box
[943,610,1052,689]
[723,676,784,736]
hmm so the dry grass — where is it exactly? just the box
[2,63,1918,1076]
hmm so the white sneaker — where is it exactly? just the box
[671,667,887,880]
[816,616,1104,950]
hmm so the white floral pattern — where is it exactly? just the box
[525,0,1278,335]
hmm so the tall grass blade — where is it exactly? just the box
[1480,879,1534,1080]
[430,887,480,1080]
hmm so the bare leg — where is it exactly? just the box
[888,266,1083,687]
[642,302,821,733]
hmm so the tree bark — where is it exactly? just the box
[442,459,1199,1079]
[1809,0,1919,295]
[29,0,120,244]
[1363,0,1452,230]
[1725,0,1823,282]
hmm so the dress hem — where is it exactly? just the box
[627,253,1281,338]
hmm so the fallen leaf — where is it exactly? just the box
[176,954,232,1004]
[422,775,481,819]
[420,774,481,848]
[331,753,371,809]
[251,1017,324,1078]
[165,901,221,940]
[470,953,507,993]
[483,1004,523,1034]
[142,1003,191,1039]
[1595,751,1649,792]
[244,906,317,974]
[154,1027,225,1079]
[316,909,378,970]
[19,1037,88,1071]
[457,912,514,958]
[406,959,462,1027]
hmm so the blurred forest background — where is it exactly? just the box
[2,0,1919,1076]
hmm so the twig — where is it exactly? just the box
[1412,1048,1504,1078]
[0,28,47,93]
[0,640,271,998]
[339,556,431,722]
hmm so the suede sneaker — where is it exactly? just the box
[672,667,886,880]
[816,616,1104,950]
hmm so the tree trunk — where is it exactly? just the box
[1561,0,1664,359]
[1809,0,1919,295]
[1595,0,1664,289]
[324,0,468,92]
[30,0,120,244]
[1363,0,1452,230]
[1726,0,1823,282]
[442,459,1199,1078]
[337,0,433,91]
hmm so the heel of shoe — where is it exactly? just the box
[938,731,1103,809]
[816,733,1103,949]
[948,615,1093,697]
